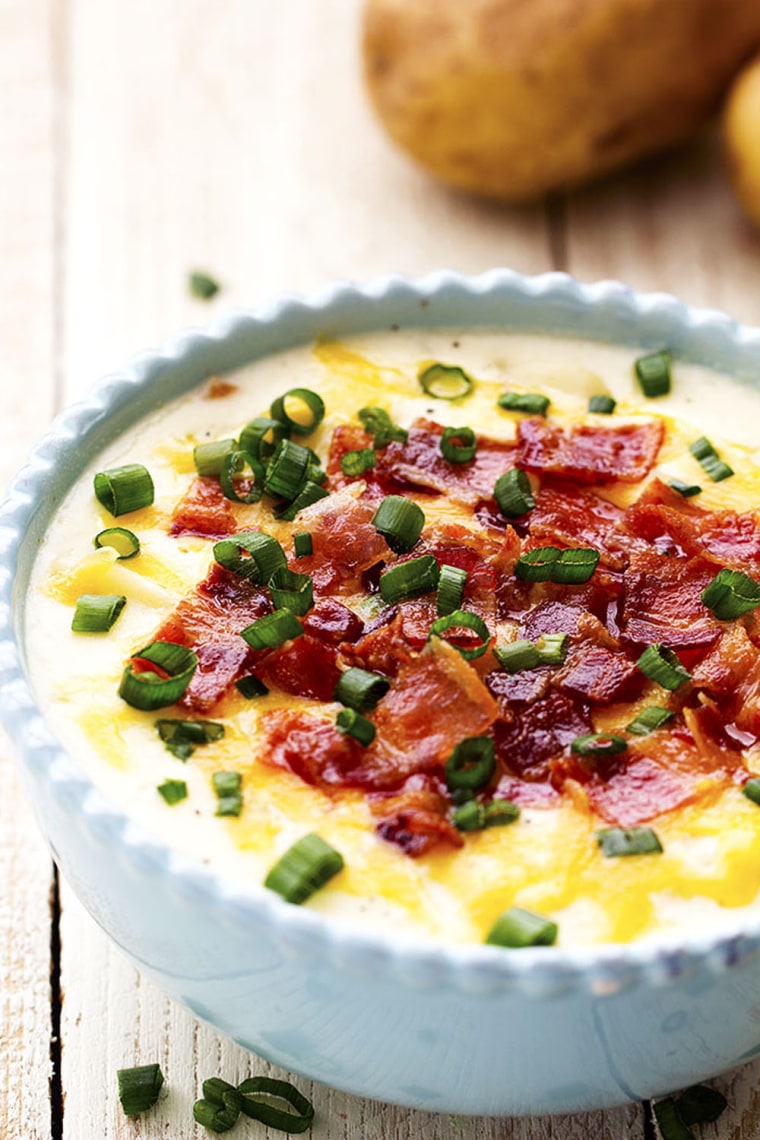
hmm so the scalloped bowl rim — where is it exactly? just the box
[3,268,760,997]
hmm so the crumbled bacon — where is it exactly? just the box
[517,417,664,484]
[290,489,388,593]
[489,690,592,783]
[258,634,341,702]
[170,477,237,539]
[524,481,628,569]
[620,548,720,650]
[370,776,463,857]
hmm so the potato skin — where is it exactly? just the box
[725,53,760,231]
[363,0,760,201]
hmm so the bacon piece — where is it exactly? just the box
[517,417,664,484]
[258,634,341,702]
[370,775,463,857]
[154,563,269,711]
[291,489,389,593]
[692,624,760,696]
[343,608,415,678]
[620,548,720,650]
[169,477,237,539]
[260,709,364,788]
[490,691,592,782]
[558,644,642,704]
[302,598,364,644]
[526,481,628,569]
[584,755,695,828]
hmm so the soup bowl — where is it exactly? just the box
[3,270,760,1116]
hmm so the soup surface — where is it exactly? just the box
[26,330,760,948]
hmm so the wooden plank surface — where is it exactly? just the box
[3,0,760,1136]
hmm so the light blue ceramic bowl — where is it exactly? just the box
[3,270,760,1117]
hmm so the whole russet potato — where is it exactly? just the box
[362,0,760,201]
[724,53,760,231]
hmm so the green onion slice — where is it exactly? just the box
[428,609,491,661]
[157,779,188,805]
[379,555,439,605]
[269,567,314,616]
[653,1098,695,1140]
[156,718,224,760]
[742,777,760,806]
[239,416,289,463]
[358,406,408,447]
[689,436,734,482]
[596,826,663,857]
[189,271,220,300]
[497,391,550,416]
[265,438,311,499]
[193,438,237,477]
[514,545,559,582]
[237,1076,315,1133]
[117,1064,164,1116]
[418,362,474,400]
[203,1078,243,1111]
[193,1095,240,1133]
[436,564,467,616]
[626,706,674,735]
[571,733,628,758]
[637,644,691,690]
[702,567,760,620]
[634,349,671,397]
[94,527,140,559]
[240,610,303,650]
[213,770,243,817]
[453,798,520,832]
[213,531,287,583]
[293,532,313,558]
[341,448,377,476]
[536,632,568,664]
[674,1084,728,1126]
[440,426,477,464]
[264,833,344,904]
[588,395,616,414]
[445,736,495,791]
[220,449,264,504]
[486,906,558,949]
[71,593,126,633]
[494,468,535,518]
[270,388,325,436]
[235,675,268,699]
[274,479,329,521]
[334,666,390,712]
[515,545,599,584]
[668,479,701,498]
[372,495,425,554]
[494,632,568,671]
[94,464,154,517]
[336,707,376,746]
[119,642,198,711]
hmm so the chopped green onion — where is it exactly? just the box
[336,707,376,746]
[588,395,616,414]
[117,1064,164,1116]
[742,777,760,806]
[213,770,243,818]
[293,532,312,558]
[372,495,425,554]
[445,736,495,791]
[428,609,491,661]
[626,706,674,735]
[237,1076,315,1133]
[239,416,290,462]
[94,464,154,517]
[240,610,303,650]
[264,833,344,904]
[453,798,520,832]
[494,468,535,518]
[536,632,568,664]
[119,642,198,711]
[71,593,126,633]
[358,406,408,447]
[515,546,599,585]
[674,1084,727,1126]
[269,567,314,616]
[637,644,691,690]
[274,479,329,521]
[214,531,287,583]
[418,362,474,400]
[157,779,187,806]
[156,718,224,760]
[702,568,760,620]
[485,906,558,949]
[653,1098,695,1140]
[634,349,671,397]
[379,555,439,605]
[193,438,237,477]
[264,438,311,500]
[596,826,663,857]
[494,639,541,672]
[235,675,268,699]
[203,1078,243,1111]
[341,448,377,476]
[497,391,550,416]
[270,388,325,436]
[689,436,734,482]
[440,426,477,464]
[668,479,701,498]
[220,449,264,504]
[189,271,220,300]
[193,1095,240,1133]
[436,564,467,616]
[334,666,390,712]
[93,527,140,559]
[571,733,628,758]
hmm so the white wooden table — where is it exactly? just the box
[4,2,760,1136]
